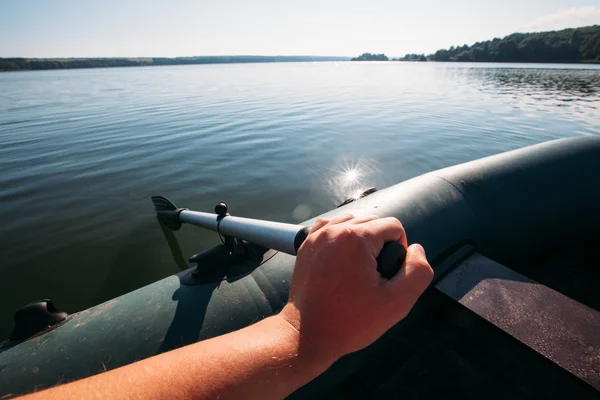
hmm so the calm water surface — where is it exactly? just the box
[1,62,599,337]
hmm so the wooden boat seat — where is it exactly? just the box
[435,253,600,390]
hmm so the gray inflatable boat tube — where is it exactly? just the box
[1,136,599,397]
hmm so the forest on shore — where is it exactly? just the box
[3,25,599,71]
[354,25,600,63]
[427,25,600,63]
[351,53,389,61]
[0,56,350,72]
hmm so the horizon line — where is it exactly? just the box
[0,55,354,60]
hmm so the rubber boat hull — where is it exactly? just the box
[1,136,599,398]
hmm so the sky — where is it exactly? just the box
[1,0,599,58]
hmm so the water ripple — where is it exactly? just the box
[0,62,599,338]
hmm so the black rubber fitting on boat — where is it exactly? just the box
[10,299,68,342]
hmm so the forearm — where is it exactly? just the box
[23,314,330,400]
[20,216,433,400]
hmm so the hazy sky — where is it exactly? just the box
[1,0,599,57]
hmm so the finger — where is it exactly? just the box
[309,218,331,234]
[309,214,355,235]
[388,244,433,297]
[346,215,379,225]
[360,217,408,248]
[328,213,356,225]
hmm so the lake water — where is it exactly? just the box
[1,62,599,338]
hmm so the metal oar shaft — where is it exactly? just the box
[152,195,405,278]
[178,209,308,255]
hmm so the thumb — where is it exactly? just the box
[389,243,434,299]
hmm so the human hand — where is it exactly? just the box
[278,214,433,367]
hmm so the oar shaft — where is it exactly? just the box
[152,195,405,278]
[179,210,308,255]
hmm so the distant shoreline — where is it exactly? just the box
[0,56,351,72]
[352,60,600,64]
[354,25,600,65]
[3,58,599,73]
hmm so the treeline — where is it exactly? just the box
[5,25,599,72]
[430,25,600,63]
[151,56,350,65]
[0,57,147,71]
[354,25,600,64]
[0,56,350,72]
[351,53,389,61]
[351,53,426,61]
[396,54,427,61]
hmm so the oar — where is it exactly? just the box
[151,196,406,278]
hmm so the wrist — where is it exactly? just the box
[274,305,338,372]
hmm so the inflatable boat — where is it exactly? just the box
[1,137,599,399]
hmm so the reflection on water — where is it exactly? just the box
[0,62,599,338]
[466,67,600,130]
[479,69,599,99]
[327,157,381,205]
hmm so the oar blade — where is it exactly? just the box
[151,196,183,231]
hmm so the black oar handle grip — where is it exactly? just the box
[376,241,407,279]
[293,226,311,253]
[293,226,406,279]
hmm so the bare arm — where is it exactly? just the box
[32,316,325,400]
[22,214,433,400]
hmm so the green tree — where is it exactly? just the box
[428,25,600,63]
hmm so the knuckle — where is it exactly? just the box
[387,217,405,232]
[314,218,330,226]
[314,226,334,241]
[336,226,361,242]
[310,218,330,234]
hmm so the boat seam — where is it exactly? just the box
[432,175,478,217]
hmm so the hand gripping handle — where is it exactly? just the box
[294,226,407,279]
